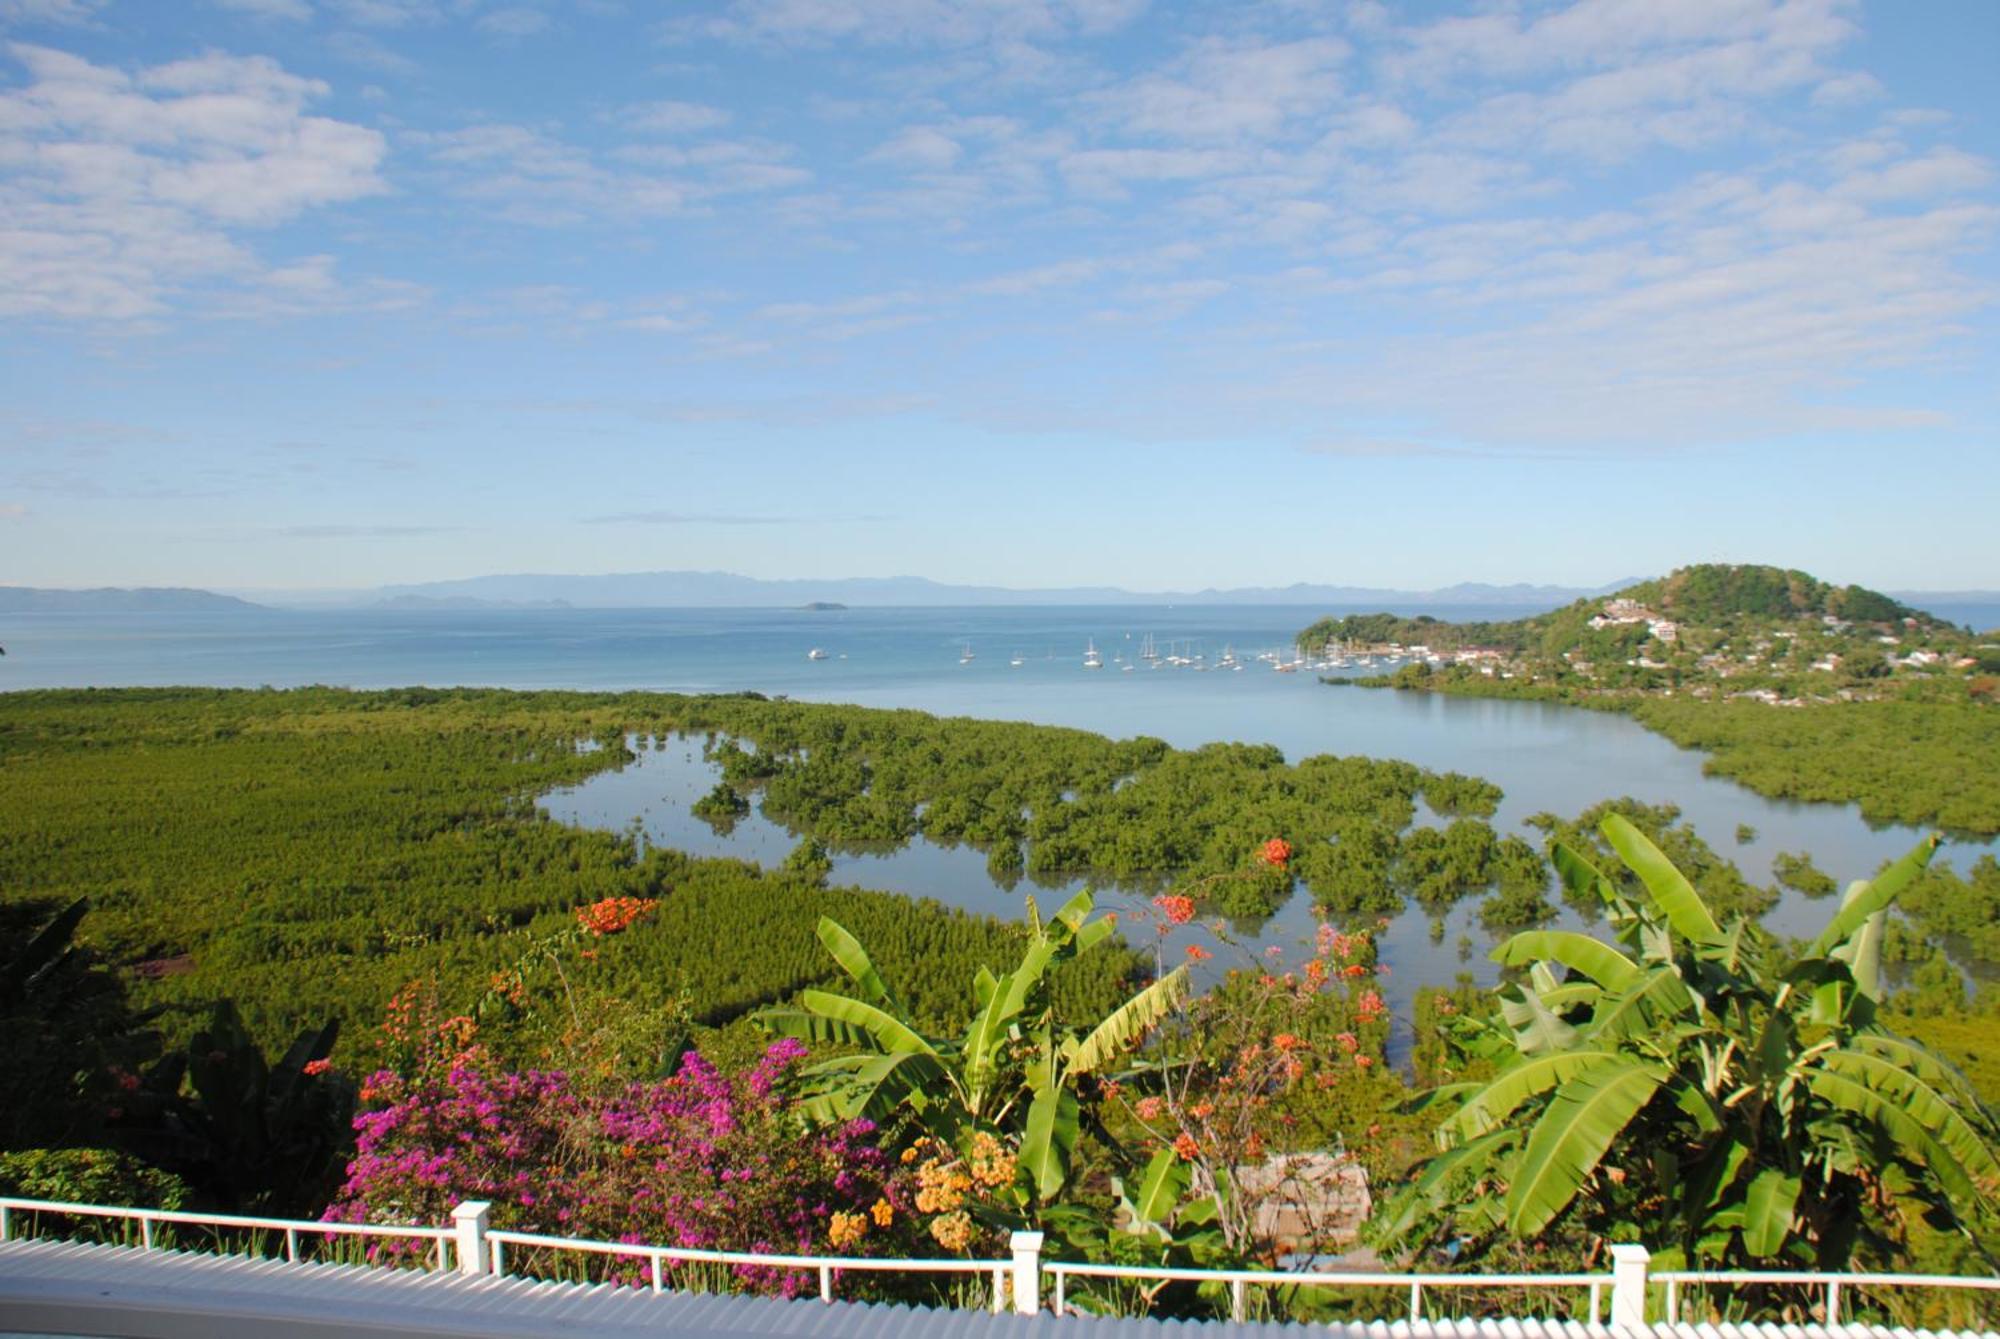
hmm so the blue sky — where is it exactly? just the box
[1,0,1995,593]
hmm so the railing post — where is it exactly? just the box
[1232,1278,1248,1323]
[1,1204,10,1243]
[1826,1278,1842,1326]
[1010,1231,1044,1315]
[1609,1244,1651,1331]
[819,1263,833,1304]
[451,1201,491,1277]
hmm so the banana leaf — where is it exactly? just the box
[1602,815,1723,946]
[1504,1058,1667,1235]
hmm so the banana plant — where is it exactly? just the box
[119,1002,353,1216]
[1380,816,2000,1271]
[759,888,1188,1206]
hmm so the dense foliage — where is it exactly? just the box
[1298,564,2000,834]
[0,689,1145,1063]
[1381,818,1999,1279]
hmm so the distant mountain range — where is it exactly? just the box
[9,573,1994,616]
[363,570,1653,610]
[0,586,264,613]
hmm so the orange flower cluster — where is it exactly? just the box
[1172,1131,1201,1161]
[1152,893,1196,925]
[1184,943,1213,962]
[1356,989,1387,1023]
[575,896,660,936]
[966,1131,1018,1190]
[302,1058,332,1077]
[828,1210,867,1248]
[1259,837,1294,868]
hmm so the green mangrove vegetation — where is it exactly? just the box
[1298,564,2000,833]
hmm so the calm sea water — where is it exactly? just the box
[8,603,1994,1037]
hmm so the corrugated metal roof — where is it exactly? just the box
[0,1240,1993,1339]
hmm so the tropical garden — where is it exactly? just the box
[1,686,1996,1325]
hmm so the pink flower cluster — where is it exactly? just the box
[323,1038,889,1296]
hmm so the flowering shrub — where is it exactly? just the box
[326,1029,897,1295]
[574,896,659,936]
[1109,918,1392,1259]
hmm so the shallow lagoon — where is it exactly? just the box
[9,601,1989,1030]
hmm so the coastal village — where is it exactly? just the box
[1309,583,1994,707]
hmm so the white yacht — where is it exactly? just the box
[960,643,975,664]
[806,648,829,661]
[1083,639,1103,669]
[1009,651,1025,667]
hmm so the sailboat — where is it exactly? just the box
[960,642,975,664]
[1009,651,1025,667]
[1083,639,1103,670]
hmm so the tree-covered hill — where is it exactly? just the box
[1297,563,1943,663]
[1295,564,2000,834]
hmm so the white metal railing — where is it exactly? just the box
[0,1197,453,1271]
[1655,1271,2000,1328]
[1045,1261,1609,1324]
[484,1227,1013,1311]
[3,1196,1997,1329]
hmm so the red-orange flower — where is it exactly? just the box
[575,896,660,936]
[1184,943,1213,962]
[302,1058,331,1077]
[1259,837,1293,868]
[1151,893,1196,925]
[1172,1132,1201,1161]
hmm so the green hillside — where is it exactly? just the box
[1297,564,2000,833]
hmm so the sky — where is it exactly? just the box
[1,0,1996,594]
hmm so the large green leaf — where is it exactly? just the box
[1807,1068,1979,1205]
[1810,834,1940,958]
[1068,967,1189,1075]
[1504,1059,1666,1235]
[797,989,940,1058]
[1550,842,1620,912]
[1849,1033,1993,1117]
[1379,1129,1518,1242]
[1441,1050,1624,1141]
[756,1006,871,1049]
[1588,966,1698,1042]
[799,1051,947,1123]
[960,969,1025,1093]
[814,916,902,1012]
[1499,983,1578,1055]
[1021,1084,1080,1202]
[1127,1147,1190,1234]
[1601,815,1723,946]
[1740,1167,1800,1258]
[1491,931,1641,991]
[0,896,88,1002]
[1817,1049,2000,1194]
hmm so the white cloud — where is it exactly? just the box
[211,0,314,20]
[0,0,103,26]
[687,0,1146,48]
[1084,36,1350,144]
[476,5,547,37]
[620,99,731,135]
[413,118,810,225]
[0,43,389,320]
[865,125,961,170]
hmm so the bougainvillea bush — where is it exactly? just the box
[324,1031,905,1295]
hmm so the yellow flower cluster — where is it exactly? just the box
[828,1210,867,1249]
[915,1158,971,1214]
[930,1210,974,1252]
[870,1197,894,1227]
[966,1131,1017,1190]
